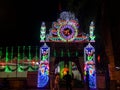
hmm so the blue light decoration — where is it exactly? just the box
[37,43,50,88]
[84,43,96,88]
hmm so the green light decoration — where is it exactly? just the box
[67,49,70,57]
[0,47,2,59]
[28,46,33,71]
[34,46,38,71]
[5,47,11,72]
[75,51,78,57]
[54,49,56,57]
[87,56,93,61]
[18,46,20,61]
[28,46,32,60]
[89,21,95,42]
[18,46,22,72]
[61,49,64,57]
[69,61,72,75]
[18,46,25,72]
[6,47,9,62]
[23,46,25,60]
[40,22,46,42]
[11,47,13,60]
[60,61,64,78]
[90,36,95,41]
[42,55,48,61]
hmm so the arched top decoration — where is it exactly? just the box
[40,11,93,43]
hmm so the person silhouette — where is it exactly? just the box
[63,71,72,90]
[53,73,60,90]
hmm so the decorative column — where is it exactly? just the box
[40,22,46,42]
[84,43,96,88]
[89,21,95,42]
[37,43,50,88]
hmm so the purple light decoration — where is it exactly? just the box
[60,25,75,40]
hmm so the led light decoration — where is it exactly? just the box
[37,43,50,88]
[28,46,33,71]
[18,46,22,72]
[89,21,95,42]
[57,13,79,42]
[58,24,78,42]
[8,47,17,72]
[5,47,11,72]
[40,22,46,42]
[46,11,89,42]
[84,43,96,88]
[0,48,5,72]
[19,46,29,72]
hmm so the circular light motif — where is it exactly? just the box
[58,24,78,42]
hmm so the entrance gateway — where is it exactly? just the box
[38,11,96,89]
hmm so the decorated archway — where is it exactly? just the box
[38,11,96,89]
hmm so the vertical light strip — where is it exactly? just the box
[28,46,32,71]
[11,47,13,61]
[23,46,25,60]
[18,46,22,72]
[5,47,10,72]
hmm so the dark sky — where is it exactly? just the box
[0,0,119,46]
[0,0,100,46]
[0,0,59,46]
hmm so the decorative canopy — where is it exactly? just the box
[40,11,94,43]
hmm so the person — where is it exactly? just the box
[63,71,72,90]
[53,73,60,90]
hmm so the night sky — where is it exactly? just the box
[0,0,100,46]
[0,0,59,46]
